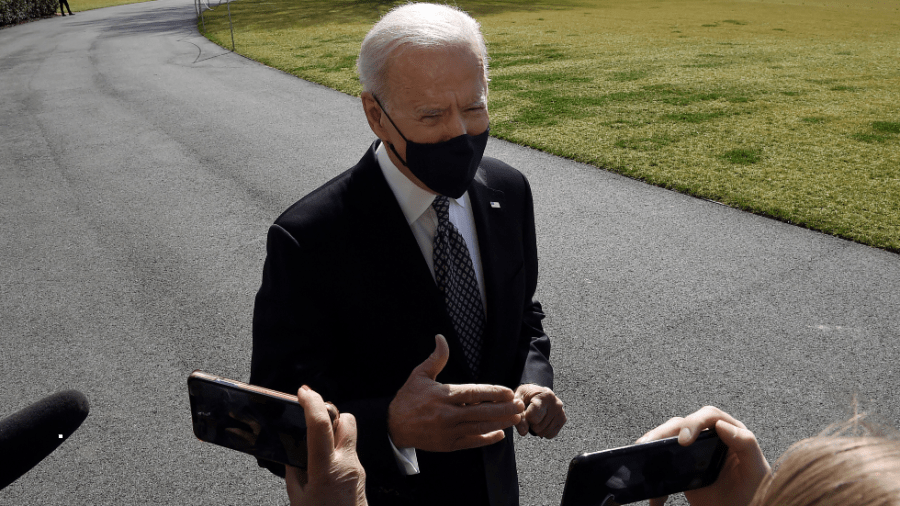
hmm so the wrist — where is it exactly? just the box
[386,400,407,448]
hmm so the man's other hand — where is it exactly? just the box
[513,384,566,438]
[387,335,526,451]
[286,386,367,506]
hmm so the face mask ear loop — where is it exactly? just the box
[373,95,411,167]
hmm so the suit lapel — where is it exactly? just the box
[468,171,512,384]
[346,142,435,290]
[345,141,473,382]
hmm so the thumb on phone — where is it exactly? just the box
[298,385,335,474]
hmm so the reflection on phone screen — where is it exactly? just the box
[189,379,308,468]
[561,431,727,506]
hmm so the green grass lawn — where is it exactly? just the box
[199,0,900,253]
[70,0,154,12]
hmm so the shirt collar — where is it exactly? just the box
[375,141,467,224]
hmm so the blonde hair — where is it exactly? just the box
[750,414,900,506]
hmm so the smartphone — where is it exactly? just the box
[559,429,728,506]
[187,370,310,468]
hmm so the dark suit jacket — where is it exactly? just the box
[250,140,554,506]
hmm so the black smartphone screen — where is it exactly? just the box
[560,429,728,506]
[187,373,308,468]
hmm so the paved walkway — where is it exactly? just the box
[2,0,899,504]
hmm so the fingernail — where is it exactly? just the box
[722,422,737,438]
[300,385,310,392]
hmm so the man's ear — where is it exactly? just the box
[361,92,390,140]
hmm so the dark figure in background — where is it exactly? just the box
[59,0,73,16]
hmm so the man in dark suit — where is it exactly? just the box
[250,4,566,506]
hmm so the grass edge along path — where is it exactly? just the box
[74,0,155,13]
[198,0,900,253]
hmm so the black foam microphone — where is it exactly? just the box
[0,390,90,490]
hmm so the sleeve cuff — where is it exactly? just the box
[388,434,420,475]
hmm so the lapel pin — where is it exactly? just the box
[490,201,501,208]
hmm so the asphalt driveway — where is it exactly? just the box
[1,1,898,504]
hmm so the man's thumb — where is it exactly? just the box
[416,334,449,380]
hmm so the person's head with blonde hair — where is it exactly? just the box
[640,406,900,506]
[750,414,900,506]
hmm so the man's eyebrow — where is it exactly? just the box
[416,105,445,116]
[415,98,486,115]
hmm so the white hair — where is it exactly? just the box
[357,3,489,109]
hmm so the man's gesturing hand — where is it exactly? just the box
[387,335,526,452]
[514,384,566,438]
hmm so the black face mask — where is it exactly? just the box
[375,96,489,199]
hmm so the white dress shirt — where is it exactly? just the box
[375,141,488,474]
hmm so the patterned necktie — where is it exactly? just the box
[432,195,485,377]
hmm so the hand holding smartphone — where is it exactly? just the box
[560,429,728,506]
[187,371,335,469]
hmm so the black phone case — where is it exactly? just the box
[560,429,728,506]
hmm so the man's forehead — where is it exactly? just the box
[387,46,485,99]
[389,43,482,76]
